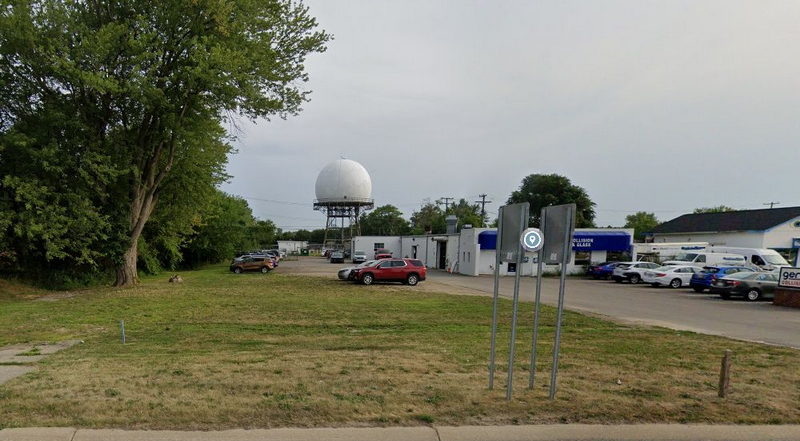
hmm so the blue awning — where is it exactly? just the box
[572,231,631,251]
[478,231,497,250]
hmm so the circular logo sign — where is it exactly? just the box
[521,228,544,252]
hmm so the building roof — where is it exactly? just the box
[651,206,800,234]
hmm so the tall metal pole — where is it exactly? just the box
[505,206,527,400]
[529,208,546,389]
[488,207,504,389]
[549,205,574,399]
[475,194,492,227]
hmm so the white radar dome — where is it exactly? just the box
[314,159,373,203]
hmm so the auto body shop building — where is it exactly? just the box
[352,227,633,276]
[649,206,800,258]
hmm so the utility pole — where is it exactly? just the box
[763,201,780,209]
[475,194,492,227]
[440,197,453,213]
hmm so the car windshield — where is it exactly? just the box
[355,251,366,256]
[673,253,697,262]
[655,266,675,271]
[764,255,789,265]
[357,260,376,268]
[701,267,720,274]
[724,271,761,280]
[616,264,631,269]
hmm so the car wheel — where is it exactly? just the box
[234,267,242,274]
[745,289,761,302]
[692,286,705,293]
[629,274,641,284]
[406,274,418,286]
[261,266,269,274]
[669,278,682,289]
[362,273,374,285]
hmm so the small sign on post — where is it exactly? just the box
[488,202,529,401]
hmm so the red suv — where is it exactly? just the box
[352,258,426,286]
[374,248,392,259]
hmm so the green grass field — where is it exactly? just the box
[0,263,798,429]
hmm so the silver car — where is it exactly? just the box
[338,260,377,280]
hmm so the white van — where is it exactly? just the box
[663,252,747,268]
[707,247,789,270]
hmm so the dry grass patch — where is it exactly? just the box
[0,265,798,429]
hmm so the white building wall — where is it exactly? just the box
[458,229,480,276]
[763,217,800,249]
[351,236,402,259]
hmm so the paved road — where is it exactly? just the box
[425,271,800,349]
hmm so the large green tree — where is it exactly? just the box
[623,211,659,242]
[507,174,596,228]
[0,0,329,285]
[448,198,484,230]
[360,205,410,236]
[410,202,445,234]
[180,191,275,267]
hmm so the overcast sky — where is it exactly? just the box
[221,0,800,231]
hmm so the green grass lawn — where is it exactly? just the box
[0,264,798,429]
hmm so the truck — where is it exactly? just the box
[707,247,789,271]
[663,252,748,268]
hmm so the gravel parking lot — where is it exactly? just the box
[283,257,800,349]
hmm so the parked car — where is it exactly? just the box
[330,251,345,263]
[262,250,280,267]
[337,260,377,280]
[374,248,392,260]
[643,265,702,288]
[587,261,620,279]
[716,272,779,301]
[611,261,661,284]
[352,250,367,263]
[689,266,755,292]
[351,258,427,286]
[230,255,274,274]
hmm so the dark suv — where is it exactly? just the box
[352,258,426,286]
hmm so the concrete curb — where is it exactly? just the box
[1,425,799,441]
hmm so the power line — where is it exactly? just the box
[764,201,780,209]
[438,197,454,212]
[238,195,310,206]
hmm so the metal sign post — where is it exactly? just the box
[505,205,529,400]
[529,210,547,389]
[548,204,576,400]
[488,203,529,397]
[488,208,504,390]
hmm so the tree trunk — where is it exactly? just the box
[114,187,159,287]
[114,241,139,286]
